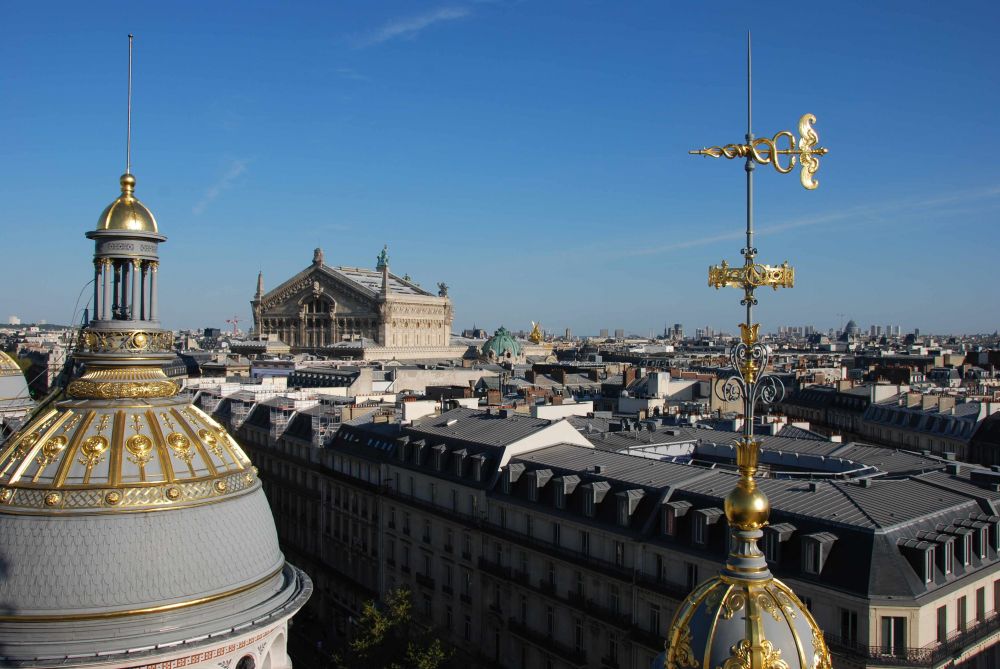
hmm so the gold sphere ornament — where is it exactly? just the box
[0,488,11,503]
[166,486,181,500]
[214,479,227,493]
[44,492,61,507]
[104,490,122,505]
[133,332,148,348]
[724,480,771,530]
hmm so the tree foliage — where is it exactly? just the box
[330,589,450,669]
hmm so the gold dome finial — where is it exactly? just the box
[120,172,136,197]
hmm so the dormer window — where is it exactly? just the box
[662,500,691,537]
[802,532,837,575]
[925,547,936,583]
[555,485,566,509]
[616,490,645,528]
[691,508,723,546]
[763,523,796,565]
[584,495,595,517]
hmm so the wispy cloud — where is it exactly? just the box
[336,67,370,82]
[356,6,471,47]
[619,183,1000,258]
[193,159,250,216]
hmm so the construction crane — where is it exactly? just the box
[225,315,241,336]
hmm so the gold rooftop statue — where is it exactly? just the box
[661,35,833,669]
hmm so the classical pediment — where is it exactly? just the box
[260,265,376,315]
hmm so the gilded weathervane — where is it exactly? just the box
[662,34,833,669]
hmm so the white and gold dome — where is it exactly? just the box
[0,89,309,666]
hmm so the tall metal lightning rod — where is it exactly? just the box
[688,33,828,538]
[126,34,133,175]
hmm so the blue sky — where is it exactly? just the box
[3,1,999,335]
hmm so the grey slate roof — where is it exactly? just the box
[409,407,554,447]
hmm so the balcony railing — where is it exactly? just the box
[567,591,631,630]
[825,613,1000,667]
[508,618,588,668]
[479,557,512,580]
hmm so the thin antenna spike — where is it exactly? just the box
[747,31,752,138]
[127,34,133,175]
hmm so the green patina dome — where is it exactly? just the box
[482,326,521,359]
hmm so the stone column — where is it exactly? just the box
[93,260,102,322]
[131,259,141,321]
[102,259,112,320]
[149,262,158,321]
[112,261,122,318]
[140,262,148,320]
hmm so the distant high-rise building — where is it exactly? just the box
[7,315,21,325]
[673,323,683,339]
[614,328,625,339]
[564,327,572,340]
[599,328,609,338]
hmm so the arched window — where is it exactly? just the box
[236,656,256,669]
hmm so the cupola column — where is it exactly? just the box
[131,258,141,321]
[140,261,148,320]
[149,261,158,321]
[101,258,112,320]
[92,260,102,323]
[112,261,121,318]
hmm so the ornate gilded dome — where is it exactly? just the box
[665,575,830,669]
[96,173,158,232]
[662,438,831,669]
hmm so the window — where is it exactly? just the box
[423,594,432,617]
[945,543,954,575]
[423,520,431,543]
[764,531,780,563]
[464,615,472,641]
[656,554,665,583]
[462,568,472,597]
[804,541,823,574]
[686,562,699,590]
[402,545,410,571]
[520,595,527,622]
[840,609,858,644]
[608,634,619,662]
[546,606,554,636]
[995,579,1000,613]
[574,617,584,653]
[446,605,453,630]
[555,485,566,509]
[552,522,561,546]
[649,604,661,633]
[444,563,453,591]
[959,595,968,631]
[499,506,507,529]
[403,513,410,536]
[469,494,477,516]
[937,605,948,643]
[978,587,986,622]
[580,530,590,556]
[387,539,395,565]
[526,515,534,537]
[575,571,585,597]
[451,489,458,511]
[584,494,595,517]
[463,533,472,558]
[609,585,621,614]
[520,551,528,575]
[614,540,625,567]
[494,541,503,565]
[547,561,556,586]
[446,528,454,552]
[693,516,706,545]
[924,548,935,584]
[881,617,906,656]
[963,535,972,565]
[389,506,396,529]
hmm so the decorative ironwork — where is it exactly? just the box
[690,114,828,190]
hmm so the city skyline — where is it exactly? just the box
[3,1,1000,333]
